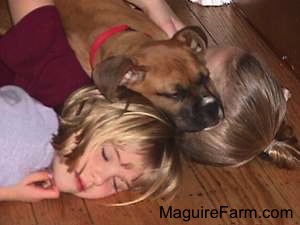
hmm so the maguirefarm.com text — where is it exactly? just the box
[160,206,293,222]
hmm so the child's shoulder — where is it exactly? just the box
[0,85,37,106]
[0,85,57,127]
[0,85,30,105]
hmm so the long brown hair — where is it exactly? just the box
[180,53,300,168]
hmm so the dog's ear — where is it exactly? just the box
[115,86,154,107]
[172,26,208,54]
[92,56,146,100]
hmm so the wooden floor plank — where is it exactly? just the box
[85,199,168,225]
[0,202,36,225]
[258,160,300,212]
[158,163,233,225]
[192,161,299,224]
[32,195,92,225]
[158,162,227,225]
[0,1,299,225]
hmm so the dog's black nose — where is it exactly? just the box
[193,96,223,123]
[203,101,220,118]
[177,96,223,132]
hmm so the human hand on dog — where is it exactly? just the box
[0,171,59,202]
[127,0,185,37]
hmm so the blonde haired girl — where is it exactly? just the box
[0,86,181,203]
[53,86,181,203]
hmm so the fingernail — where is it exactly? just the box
[48,173,53,179]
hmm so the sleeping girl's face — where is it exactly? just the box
[52,141,144,199]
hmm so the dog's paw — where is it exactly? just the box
[189,0,232,6]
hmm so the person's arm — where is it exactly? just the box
[0,171,59,202]
[127,0,185,38]
[0,86,59,202]
[8,0,54,24]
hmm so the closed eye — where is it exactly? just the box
[113,177,118,192]
[102,147,109,161]
[156,89,187,101]
[157,92,179,99]
[112,177,129,193]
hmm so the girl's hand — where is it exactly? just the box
[0,171,60,202]
[127,0,185,37]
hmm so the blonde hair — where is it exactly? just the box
[52,86,181,203]
[180,53,300,168]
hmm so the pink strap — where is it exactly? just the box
[89,24,129,68]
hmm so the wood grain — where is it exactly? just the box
[0,202,36,225]
[32,194,92,225]
[0,0,299,224]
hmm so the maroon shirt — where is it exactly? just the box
[0,6,91,110]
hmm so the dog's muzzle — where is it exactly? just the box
[176,96,223,132]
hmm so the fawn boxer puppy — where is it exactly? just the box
[0,0,223,131]
[54,0,224,132]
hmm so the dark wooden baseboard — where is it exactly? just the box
[233,0,300,77]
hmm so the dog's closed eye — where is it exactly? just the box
[156,87,188,102]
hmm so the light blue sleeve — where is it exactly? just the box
[0,86,58,186]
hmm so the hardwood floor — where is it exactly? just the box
[0,1,299,224]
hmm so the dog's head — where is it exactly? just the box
[93,26,223,131]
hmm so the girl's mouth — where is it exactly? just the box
[75,171,86,192]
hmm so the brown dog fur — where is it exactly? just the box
[0,0,223,131]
